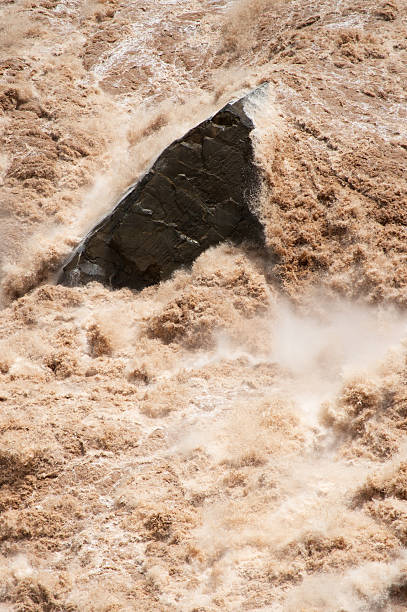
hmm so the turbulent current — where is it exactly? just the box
[1,0,407,610]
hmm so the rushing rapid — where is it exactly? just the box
[1,0,407,610]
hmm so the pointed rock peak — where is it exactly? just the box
[59,86,266,291]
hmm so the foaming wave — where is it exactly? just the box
[164,296,407,609]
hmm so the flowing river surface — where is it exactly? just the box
[1,0,407,610]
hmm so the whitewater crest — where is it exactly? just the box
[59,88,265,290]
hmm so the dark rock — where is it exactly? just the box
[59,89,265,290]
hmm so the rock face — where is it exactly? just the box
[59,92,264,290]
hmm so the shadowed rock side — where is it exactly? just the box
[59,94,264,290]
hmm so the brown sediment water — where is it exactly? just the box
[1,0,407,610]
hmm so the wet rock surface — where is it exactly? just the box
[59,92,264,290]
